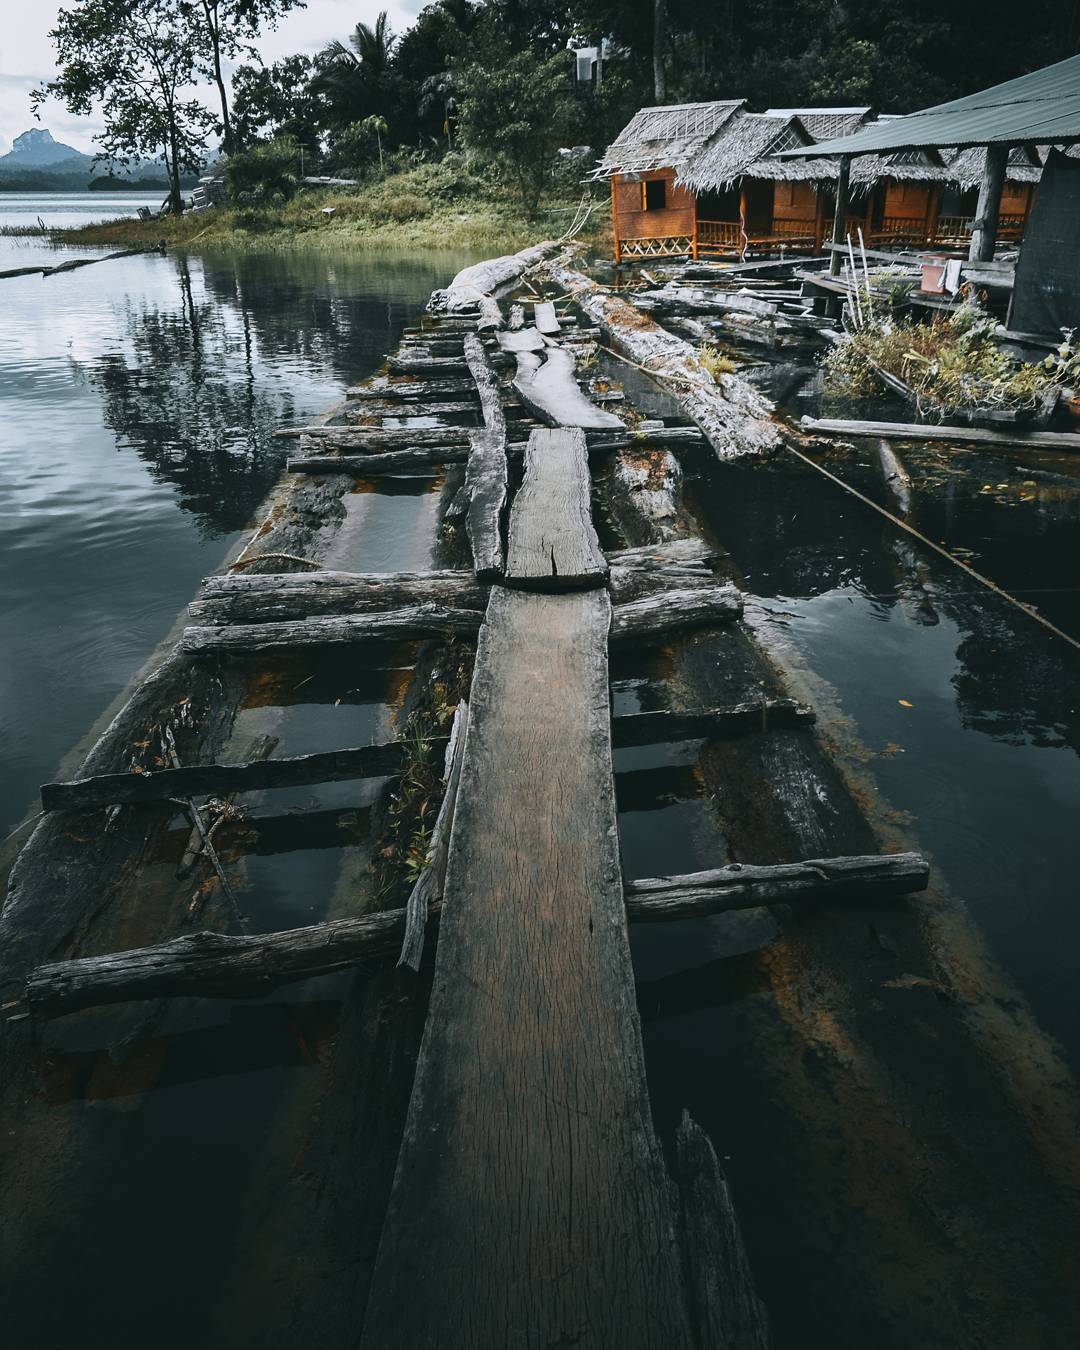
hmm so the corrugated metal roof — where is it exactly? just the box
[777,53,1080,157]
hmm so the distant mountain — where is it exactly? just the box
[0,128,93,171]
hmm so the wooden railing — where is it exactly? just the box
[618,234,694,259]
[696,220,741,250]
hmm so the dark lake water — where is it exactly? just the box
[0,240,478,839]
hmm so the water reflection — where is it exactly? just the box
[0,244,479,835]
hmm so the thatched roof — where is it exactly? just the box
[677,110,873,191]
[595,101,1044,195]
[589,101,743,178]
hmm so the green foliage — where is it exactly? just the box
[456,40,576,213]
[225,137,301,206]
[233,55,319,152]
[36,0,213,213]
[824,306,1080,420]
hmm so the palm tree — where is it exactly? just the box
[309,11,396,125]
[361,114,389,171]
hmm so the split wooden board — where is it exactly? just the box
[505,427,608,590]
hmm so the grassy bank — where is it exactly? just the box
[42,162,608,254]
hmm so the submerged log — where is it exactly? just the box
[624,852,930,920]
[542,259,783,460]
[610,585,743,641]
[505,427,608,591]
[611,700,815,747]
[39,740,448,813]
[181,605,484,654]
[513,344,626,431]
[23,850,927,1017]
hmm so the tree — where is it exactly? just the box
[233,55,319,151]
[192,0,305,155]
[308,11,398,128]
[36,0,212,213]
[456,39,575,213]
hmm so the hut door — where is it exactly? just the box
[742,180,773,236]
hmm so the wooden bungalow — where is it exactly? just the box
[594,101,1043,261]
[854,144,1041,247]
[591,103,871,260]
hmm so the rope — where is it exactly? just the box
[782,439,1080,655]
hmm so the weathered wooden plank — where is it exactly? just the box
[288,448,466,475]
[25,912,409,1017]
[191,570,486,624]
[801,415,1080,451]
[513,344,626,430]
[347,377,479,400]
[625,852,930,919]
[276,425,470,447]
[180,605,483,654]
[505,427,608,591]
[532,300,561,334]
[39,740,445,813]
[610,585,743,641]
[387,355,470,375]
[611,699,815,747]
[359,585,694,1349]
[463,332,509,580]
[495,326,546,353]
[22,848,929,1016]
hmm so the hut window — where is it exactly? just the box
[642,179,667,211]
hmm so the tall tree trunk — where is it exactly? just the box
[165,122,183,214]
[202,2,232,154]
[653,0,668,102]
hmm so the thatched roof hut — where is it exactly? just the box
[590,101,744,179]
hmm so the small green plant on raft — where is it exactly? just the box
[824,303,1080,420]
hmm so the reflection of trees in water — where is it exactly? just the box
[693,452,1080,757]
[85,250,458,535]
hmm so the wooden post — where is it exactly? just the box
[813,181,827,254]
[969,144,1008,262]
[926,184,941,246]
[738,183,748,261]
[692,193,699,260]
[611,175,621,263]
[830,154,851,277]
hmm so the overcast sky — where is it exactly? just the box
[0,1,421,155]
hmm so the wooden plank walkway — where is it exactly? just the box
[359,587,693,1349]
[505,427,608,590]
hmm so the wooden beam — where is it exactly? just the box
[190,570,486,624]
[505,427,608,591]
[969,144,1009,263]
[532,300,561,335]
[830,155,852,277]
[288,448,466,475]
[611,699,814,747]
[180,605,484,654]
[625,851,929,919]
[22,850,930,1017]
[801,415,1080,451]
[275,424,470,446]
[39,741,449,812]
[610,585,743,641]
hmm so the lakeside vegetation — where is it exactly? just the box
[39,155,608,252]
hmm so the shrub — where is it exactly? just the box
[225,137,301,207]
